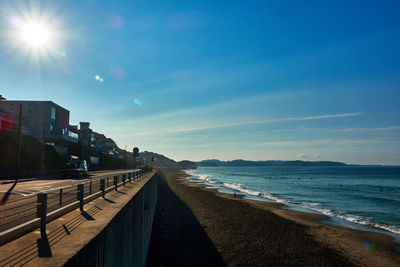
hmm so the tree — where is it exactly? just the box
[133,147,139,157]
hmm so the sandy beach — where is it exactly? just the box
[146,169,400,267]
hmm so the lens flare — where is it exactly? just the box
[9,16,22,28]
[107,14,123,30]
[95,75,104,82]
[363,241,375,251]
[133,98,143,106]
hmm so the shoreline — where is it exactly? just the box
[185,168,400,241]
[147,169,400,266]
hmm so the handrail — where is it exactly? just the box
[0,168,152,245]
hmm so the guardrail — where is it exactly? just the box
[0,168,152,245]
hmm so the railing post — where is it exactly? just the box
[122,174,126,187]
[128,173,131,183]
[37,193,47,237]
[59,188,63,206]
[100,179,105,198]
[114,176,118,191]
[89,180,92,194]
[77,184,84,211]
[107,177,109,188]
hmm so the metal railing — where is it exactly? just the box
[0,169,151,235]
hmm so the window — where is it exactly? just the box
[68,131,78,139]
[51,107,56,120]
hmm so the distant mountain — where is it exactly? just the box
[197,159,347,167]
[139,151,197,169]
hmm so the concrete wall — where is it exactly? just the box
[64,173,158,267]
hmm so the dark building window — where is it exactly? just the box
[51,107,56,120]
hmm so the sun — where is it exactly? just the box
[21,23,51,47]
[3,3,65,66]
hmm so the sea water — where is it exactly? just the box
[186,166,400,238]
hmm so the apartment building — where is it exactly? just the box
[0,100,77,145]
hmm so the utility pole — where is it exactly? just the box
[81,133,84,160]
[41,124,46,173]
[15,104,22,180]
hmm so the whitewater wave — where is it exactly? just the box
[336,214,400,234]
[185,170,218,184]
[184,170,400,235]
[197,174,217,184]
[293,202,400,234]
[222,183,261,196]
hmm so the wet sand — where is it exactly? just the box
[146,170,400,266]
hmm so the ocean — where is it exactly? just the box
[186,166,400,239]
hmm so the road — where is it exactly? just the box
[0,169,138,204]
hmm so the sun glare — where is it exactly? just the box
[21,23,51,46]
[4,5,64,65]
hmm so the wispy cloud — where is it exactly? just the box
[112,131,160,138]
[261,139,380,147]
[296,153,321,159]
[271,125,400,134]
[169,112,361,133]
[193,144,212,148]
[297,153,308,158]
[336,126,400,132]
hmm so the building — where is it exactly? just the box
[79,122,90,131]
[1,97,127,162]
[0,108,15,133]
[104,138,118,156]
[0,100,78,146]
[78,122,121,157]
[66,125,79,143]
[79,122,95,147]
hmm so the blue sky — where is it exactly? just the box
[1,0,400,164]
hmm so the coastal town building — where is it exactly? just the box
[0,96,131,169]
[0,108,15,133]
[0,99,73,143]
[67,125,79,143]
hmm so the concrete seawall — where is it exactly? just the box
[64,172,158,267]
